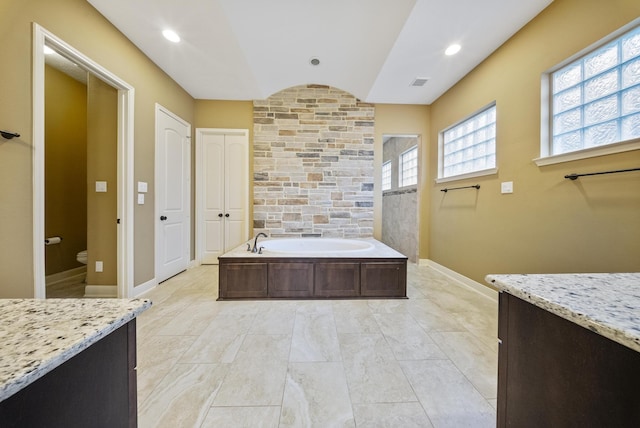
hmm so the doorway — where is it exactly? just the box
[195,128,249,264]
[381,134,420,262]
[33,24,135,298]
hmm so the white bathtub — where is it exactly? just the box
[260,238,374,255]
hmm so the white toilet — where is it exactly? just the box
[76,250,88,265]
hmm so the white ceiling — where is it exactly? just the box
[87,0,553,104]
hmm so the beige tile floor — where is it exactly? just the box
[136,263,498,428]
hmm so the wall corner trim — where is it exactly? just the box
[131,277,158,298]
[420,259,498,302]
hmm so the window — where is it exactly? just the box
[399,146,418,187]
[381,160,391,191]
[543,23,640,161]
[440,104,496,179]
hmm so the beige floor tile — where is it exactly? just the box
[134,263,500,426]
[333,301,381,334]
[179,312,255,364]
[201,406,281,428]
[212,359,288,406]
[136,335,197,403]
[290,305,341,362]
[234,334,291,362]
[400,359,495,427]
[280,362,354,428]
[249,307,296,335]
[338,333,396,363]
[344,360,417,404]
[374,313,447,360]
[407,298,468,333]
[154,301,221,336]
[138,363,228,428]
[352,402,434,428]
[429,331,498,399]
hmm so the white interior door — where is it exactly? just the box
[156,106,190,282]
[196,128,248,264]
[224,134,248,252]
[201,133,225,263]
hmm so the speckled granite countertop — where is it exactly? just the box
[0,298,151,402]
[486,273,640,353]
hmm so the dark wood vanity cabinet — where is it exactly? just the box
[218,258,406,299]
[497,292,640,427]
[0,321,138,428]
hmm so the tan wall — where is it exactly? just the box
[428,0,640,284]
[86,74,117,285]
[44,65,87,276]
[0,0,195,297]
[374,104,431,258]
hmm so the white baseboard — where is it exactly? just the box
[84,285,117,298]
[46,266,87,287]
[131,277,158,298]
[420,259,498,302]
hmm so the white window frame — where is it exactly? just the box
[437,103,498,183]
[381,160,391,191]
[399,146,418,188]
[536,18,640,166]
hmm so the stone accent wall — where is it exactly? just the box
[253,84,374,238]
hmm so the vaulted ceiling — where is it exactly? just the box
[88,0,553,104]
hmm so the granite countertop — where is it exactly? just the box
[0,298,151,402]
[220,237,407,259]
[486,273,640,353]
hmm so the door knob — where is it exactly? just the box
[225,213,230,217]
[160,215,167,221]
[218,213,223,217]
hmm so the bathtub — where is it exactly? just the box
[218,237,407,300]
[260,238,374,255]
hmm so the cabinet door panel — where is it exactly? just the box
[361,262,406,297]
[314,262,359,297]
[219,263,267,298]
[268,263,314,297]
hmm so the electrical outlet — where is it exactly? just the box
[501,181,514,194]
[95,181,107,192]
[137,194,145,204]
[95,261,103,272]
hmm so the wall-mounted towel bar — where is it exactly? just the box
[440,184,480,193]
[1,130,20,140]
[564,167,640,180]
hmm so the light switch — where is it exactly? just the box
[95,181,107,192]
[501,181,514,194]
[137,194,145,205]
[95,261,103,272]
[137,181,148,193]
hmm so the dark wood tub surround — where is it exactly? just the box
[219,257,407,299]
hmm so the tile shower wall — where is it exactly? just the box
[253,84,375,238]
[382,136,418,261]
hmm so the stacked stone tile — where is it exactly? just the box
[253,84,374,238]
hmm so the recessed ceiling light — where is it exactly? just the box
[309,57,321,66]
[162,29,181,43]
[445,44,461,56]
[43,46,55,55]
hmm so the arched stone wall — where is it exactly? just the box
[253,84,374,238]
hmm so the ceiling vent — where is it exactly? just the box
[410,77,429,87]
